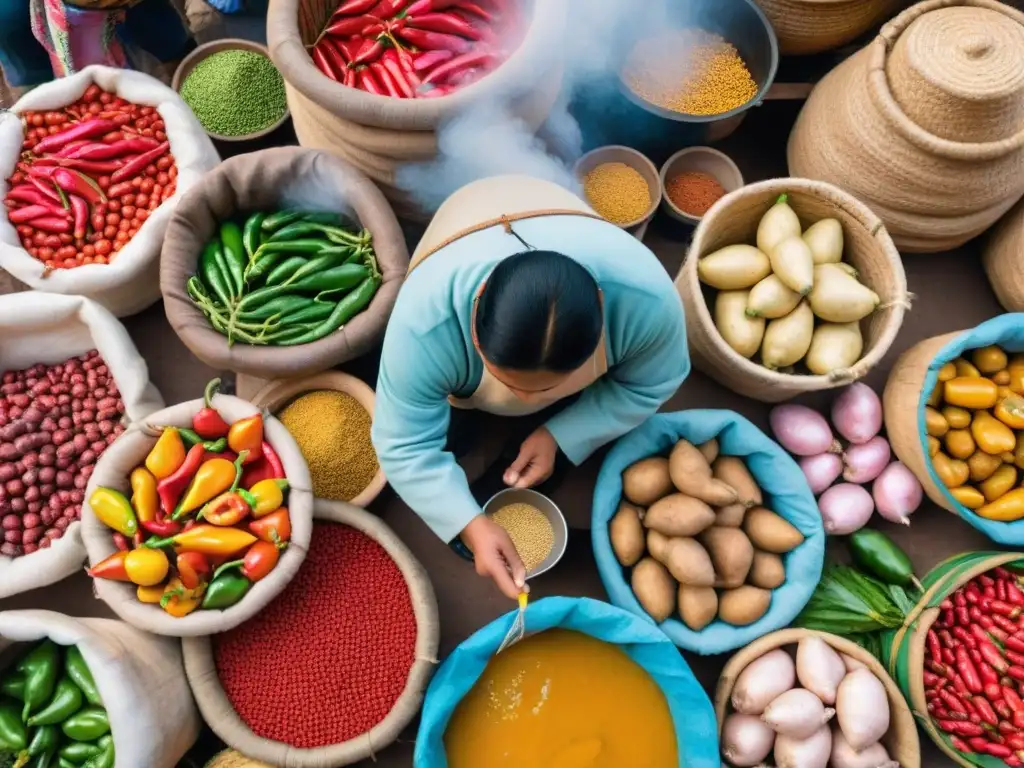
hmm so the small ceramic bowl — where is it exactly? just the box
[573,145,662,234]
[171,38,290,142]
[660,147,744,225]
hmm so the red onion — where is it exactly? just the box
[818,483,874,534]
[800,453,843,495]
[831,383,882,445]
[872,461,923,526]
[769,404,841,457]
[842,436,891,484]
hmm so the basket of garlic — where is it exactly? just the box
[675,178,909,403]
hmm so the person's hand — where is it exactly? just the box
[503,426,557,489]
[461,514,527,600]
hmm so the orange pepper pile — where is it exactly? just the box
[924,347,1024,521]
[85,380,292,616]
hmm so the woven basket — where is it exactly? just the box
[182,498,439,767]
[788,0,1024,253]
[983,197,1024,311]
[882,551,1024,767]
[754,0,903,55]
[204,750,274,768]
[675,177,908,403]
[715,628,921,767]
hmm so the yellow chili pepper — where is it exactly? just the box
[942,406,972,430]
[945,429,975,460]
[125,547,169,587]
[977,488,1024,522]
[137,583,166,604]
[1008,355,1024,394]
[968,451,1004,483]
[972,345,1008,374]
[927,380,943,408]
[944,377,999,410]
[129,467,159,524]
[971,411,1017,455]
[950,486,986,510]
[927,436,941,457]
[994,370,1011,386]
[954,358,982,378]
[248,479,288,518]
[145,427,186,480]
[150,524,257,557]
[160,577,205,618]
[1014,437,1024,471]
[88,487,137,537]
[1000,386,1015,401]
[938,362,957,382]
[925,407,949,437]
[175,456,240,517]
[932,452,969,488]
[995,394,1024,430]
[981,464,1019,502]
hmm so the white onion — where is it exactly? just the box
[796,636,846,705]
[818,484,874,534]
[836,669,890,751]
[830,727,898,768]
[842,436,891,484]
[722,713,775,767]
[800,453,843,495]
[770,405,841,457]
[774,725,831,768]
[731,649,797,715]
[831,383,883,445]
[873,461,924,526]
[762,688,835,738]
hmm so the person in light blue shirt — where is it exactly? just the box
[371,175,688,600]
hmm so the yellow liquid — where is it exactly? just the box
[444,629,678,768]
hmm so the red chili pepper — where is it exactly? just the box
[1007,755,1023,766]
[943,647,956,665]
[1010,581,1024,606]
[333,0,378,14]
[370,61,405,98]
[32,119,117,155]
[420,84,455,98]
[352,39,386,66]
[956,606,971,626]
[941,607,955,627]
[337,36,365,62]
[344,68,357,88]
[1009,666,1024,683]
[1006,732,1024,750]
[176,551,210,590]
[397,26,472,52]
[192,379,230,440]
[1007,688,1024,713]
[382,52,416,97]
[156,444,206,517]
[993,601,1023,619]
[1009,635,1024,654]
[110,142,169,184]
[313,42,339,80]
[86,551,131,582]
[327,13,377,36]
[4,185,49,206]
[998,700,1015,720]
[937,719,986,737]
[69,194,88,240]
[981,742,1014,758]
[980,574,996,587]
[8,205,56,224]
[993,614,1019,634]
[1009,650,1024,667]
[957,646,984,693]
[112,533,131,552]
[955,591,968,608]
[141,519,183,536]
[412,49,455,72]
[421,49,495,85]
[406,11,482,39]
[361,21,385,37]
[52,169,105,205]
[985,585,998,600]
[971,605,986,623]
[406,0,459,13]
[939,687,968,714]
[357,67,384,94]
[981,642,1010,673]
[53,140,92,158]
[240,441,286,487]
[975,697,1000,726]
[321,37,351,76]
[454,0,490,19]
[27,164,60,180]
[26,216,71,234]
[951,736,974,753]
[53,158,122,175]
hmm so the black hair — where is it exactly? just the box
[475,250,602,373]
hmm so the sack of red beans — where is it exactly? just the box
[0,65,220,317]
[0,609,201,767]
[0,292,164,599]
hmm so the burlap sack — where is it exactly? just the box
[0,292,164,599]
[714,628,921,768]
[160,147,408,379]
[0,65,220,316]
[182,498,439,767]
[788,0,1024,253]
[983,197,1024,311]
[0,609,200,768]
[754,0,905,54]
[80,394,314,637]
[676,178,908,403]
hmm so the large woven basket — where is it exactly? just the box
[182,499,439,767]
[754,0,904,55]
[788,0,1024,252]
[983,197,1024,311]
[676,177,908,403]
[715,628,921,767]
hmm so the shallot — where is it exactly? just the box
[840,653,868,673]
[721,713,775,767]
[731,649,796,715]
[830,728,898,768]
[872,461,923,526]
[842,436,891,484]
[818,483,874,534]
[796,636,846,705]
[774,724,831,768]
[762,688,834,738]
[831,383,882,445]
[769,405,840,457]
[836,669,890,751]
[799,453,843,495]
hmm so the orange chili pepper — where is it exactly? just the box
[173,454,244,518]
[950,486,985,510]
[971,411,1017,454]
[981,465,1018,502]
[977,488,1024,522]
[86,551,131,582]
[249,507,291,543]
[944,377,999,410]
[995,394,1024,430]
[137,583,166,604]
[176,552,210,590]
[215,539,286,583]
[1008,355,1024,395]
[147,524,257,557]
[972,345,1008,375]
[228,415,263,465]
[145,427,186,480]
[160,577,205,617]
[130,467,159,524]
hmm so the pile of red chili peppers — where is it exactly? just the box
[3,84,178,271]
[311,0,522,98]
[84,379,292,618]
[925,565,1024,764]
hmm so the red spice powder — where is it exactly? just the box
[213,522,417,748]
[665,171,726,217]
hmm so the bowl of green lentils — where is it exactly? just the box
[172,38,290,142]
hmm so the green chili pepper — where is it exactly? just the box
[214,242,243,301]
[27,677,82,726]
[177,429,228,453]
[29,752,54,768]
[25,723,58,757]
[202,571,252,610]
[234,294,305,322]
[261,210,304,232]
[254,238,333,256]
[300,212,343,226]
[60,708,109,743]
[58,741,101,763]
[0,673,25,701]
[203,306,279,347]
[198,242,233,310]
[264,256,310,287]
[0,703,26,751]
[80,737,112,768]
[289,264,368,294]
[219,221,246,286]
[245,251,292,283]
[277,252,352,290]
[64,647,100,708]
[57,758,77,768]
[242,212,266,262]
[18,641,59,721]
[278,275,381,347]
[266,221,332,242]
[323,226,367,246]
[848,529,921,590]
[278,301,335,326]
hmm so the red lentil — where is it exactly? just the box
[213,522,417,748]
[665,171,726,217]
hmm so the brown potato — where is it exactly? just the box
[678,586,718,631]
[698,439,720,464]
[622,457,673,506]
[668,440,738,507]
[700,527,754,587]
[646,530,672,563]
[609,501,645,567]
[712,456,762,508]
[663,538,715,587]
[743,507,805,554]
[749,551,786,589]
[631,558,676,623]
[718,586,772,626]
[644,494,716,537]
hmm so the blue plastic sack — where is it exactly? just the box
[414,596,720,768]
[915,314,1024,545]
[592,409,825,655]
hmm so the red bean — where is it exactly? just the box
[6,530,22,544]
[1,543,21,557]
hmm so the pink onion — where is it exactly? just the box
[831,383,882,445]
[842,436,891,484]
[800,453,843,495]
[818,483,874,534]
[770,405,841,457]
[872,461,923,526]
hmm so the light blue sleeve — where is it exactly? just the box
[371,323,481,543]
[545,285,689,465]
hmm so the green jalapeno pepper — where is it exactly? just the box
[58,741,102,763]
[18,641,59,721]
[64,647,100,708]
[848,529,921,589]
[0,702,26,751]
[202,571,252,610]
[27,677,82,726]
[0,672,25,701]
[60,708,109,742]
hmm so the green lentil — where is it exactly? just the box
[180,50,287,137]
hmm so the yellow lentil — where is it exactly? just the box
[623,29,758,116]
[278,389,379,502]
[583,162,652,226]
[490,503,555,572]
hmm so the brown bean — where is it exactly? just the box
[51,430,70,446]
[40,509,56,526]
[90,440,105,454]
[78,450,96,467]
[38,484,54,498]
[57,416,73,430]
[96,409,117,422]
[73,474,88,490]
[21,469,37,486]
[6,529,22,543]
[56,443,76,460]
[44,528,60,540]
[20,407,43,424]
[34,394,55,409]
[23,487,39,504]
[0,444,18,461]
[78,409,94,424]
[2,515,20,530]
[10,499,25,513]
[55,456,72,470]
[5,480,24,497]
[55,471,73,489]
[37,467,55,484]
[30,381,49,396]
[0,421,29,441]
[9,394,28,408]
[21,452,37,469]
[0,465,14,483]
[69,490,83,504]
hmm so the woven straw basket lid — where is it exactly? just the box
[885,4,1024,144]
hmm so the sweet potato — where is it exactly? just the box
[609,501,645,567]
[622,457,673,506]
[668,440,738,506]
[644,494,715,537]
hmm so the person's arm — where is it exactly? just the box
[544,286,689,464]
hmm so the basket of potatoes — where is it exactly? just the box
[592,409,826,654]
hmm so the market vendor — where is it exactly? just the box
[372,175,688,600]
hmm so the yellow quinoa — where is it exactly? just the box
[278,389,378,502]
[583,162,652,225]
[623,29,758,116]
[490,503,555,573]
